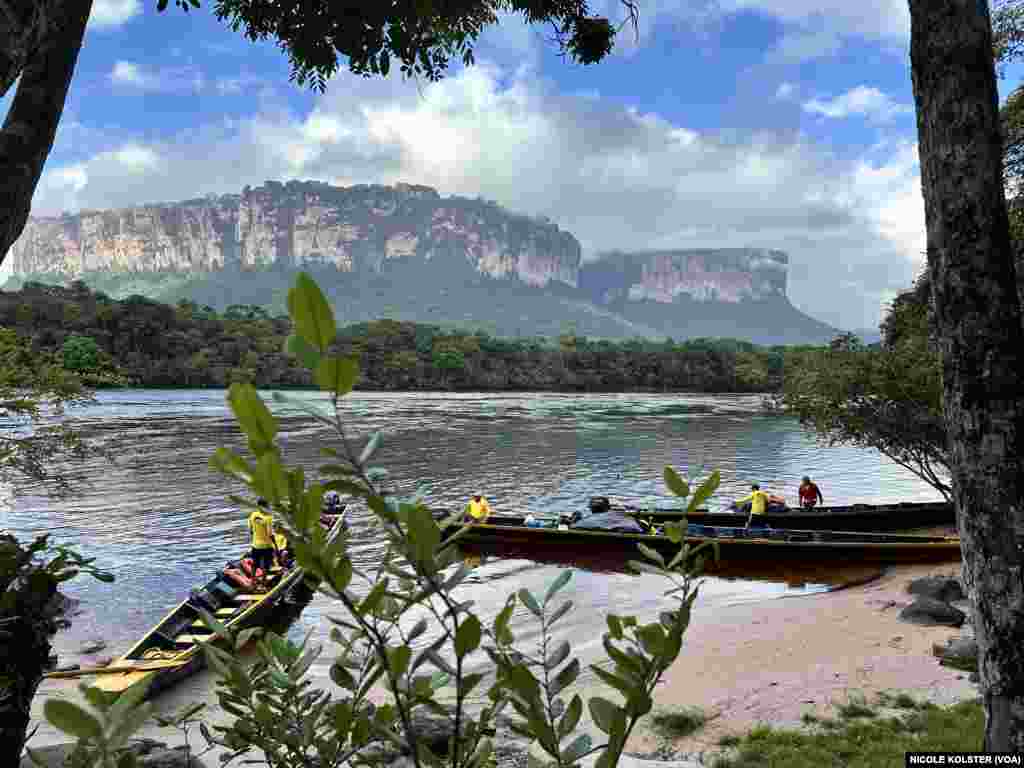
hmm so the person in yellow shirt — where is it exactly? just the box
[736,483,771,530]
[465,494,492,524]
[248,498,275,574]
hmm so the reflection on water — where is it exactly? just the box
[6,389,944,699]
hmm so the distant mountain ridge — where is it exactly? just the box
[5,180,840,344]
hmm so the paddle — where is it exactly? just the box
[44,658,191,680]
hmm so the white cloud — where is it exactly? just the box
[30,63,924,329]
[776,82,796,100]
[803,85,913,122]
[109,60,205,92]
[716,0,909,41]
[767,27,844,63]
[89,0,141,29]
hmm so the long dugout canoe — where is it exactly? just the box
[609,500,955,531]
[440,519,962,565]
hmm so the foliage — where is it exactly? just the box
[61,335,99,372]
[2,534,115,762]
[1,282,789,392]
[45,271,720,768]
[30,679,153,768]
[0,327,100,493]
[709,698,984,768]
[165,0,635,92]
[780,290,949,498]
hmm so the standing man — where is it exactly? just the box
[465,494,492,524]
[248,498,276,584]
[798,476,824,509]
[736,483,770,530]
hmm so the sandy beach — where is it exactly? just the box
[628,560,978,756]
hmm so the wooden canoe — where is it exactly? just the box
[616,500,955,531]
[75,516,346,700]
[439,518,962,565]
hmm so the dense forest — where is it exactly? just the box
[0,281,798,392]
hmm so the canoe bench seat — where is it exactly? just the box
[215,607,238,617]
[236,594,267,601]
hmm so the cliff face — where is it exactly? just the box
[8,181,582,288]
[579,249,789,306]
[5,182,835,343]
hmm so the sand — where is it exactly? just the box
[628,560,978,756]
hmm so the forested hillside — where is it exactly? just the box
[1,281,799,391]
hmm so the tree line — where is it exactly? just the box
[0,280,794,392]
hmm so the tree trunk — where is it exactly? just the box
[0,0,93,263]
[0,583,60,763]
[908,0,1024,751]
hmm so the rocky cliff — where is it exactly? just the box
[579,249,789,306]
[5,181,839,343]
[7,180,581,288]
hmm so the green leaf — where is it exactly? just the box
[460,672,486,697]
[590,664,636,699]
[455,615,482,658]
[663,466,690,498]
[544,570,572,604]
[588,697,620,735]
[558,694,583,739]
[552,658,579,696]
[359,432,382,464]
[405,504,441,567]
[388,645,412,679]
[637,543,666,568]
[636,623,666,656]
[518,588,542,618]
[562,733,593,762]
[627,559,665,576]
[606,615,623,640]
[545,641,570,671]
[226,383,278,456]
[44,699,103,740]
[284,332,322,370]
[315,356,359,396]
[330,661,357,690]
[358,578,389,616]
[106,677,152,727]
[287,272,336,352]
[687,469,721,515]
[107,700,155,749]
[548,599,573,626]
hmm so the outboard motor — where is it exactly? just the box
[589,496,611,514]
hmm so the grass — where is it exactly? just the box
[876,690,926,710]
[709,698,984,768]
[836,693,877,720]
[649,706,709,740]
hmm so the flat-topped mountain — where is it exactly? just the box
[5,181,839,344]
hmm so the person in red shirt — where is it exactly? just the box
[798,476,824,508]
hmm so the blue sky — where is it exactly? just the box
[4,0,1023,330]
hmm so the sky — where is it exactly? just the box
[3,0,1023,331]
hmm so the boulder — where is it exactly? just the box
[78,639,107,655]
[907,576,964,603]
[933,636,979,673]
[898,597,966,627]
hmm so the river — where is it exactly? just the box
[8,389,946,742]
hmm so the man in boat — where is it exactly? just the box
[248,498,276,585]
[465,493,492,524]
[274,526,293,568]
[798,476,824,509]
[736,483,771,530]
[321,490,348,531]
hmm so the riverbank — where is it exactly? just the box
[27,561,972,766]
[627,560,975,759]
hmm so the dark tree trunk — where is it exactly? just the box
[0,583,60,762]
[0,0,93,263]
[908,0,1024,751]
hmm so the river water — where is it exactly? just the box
[9,389,946,729]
